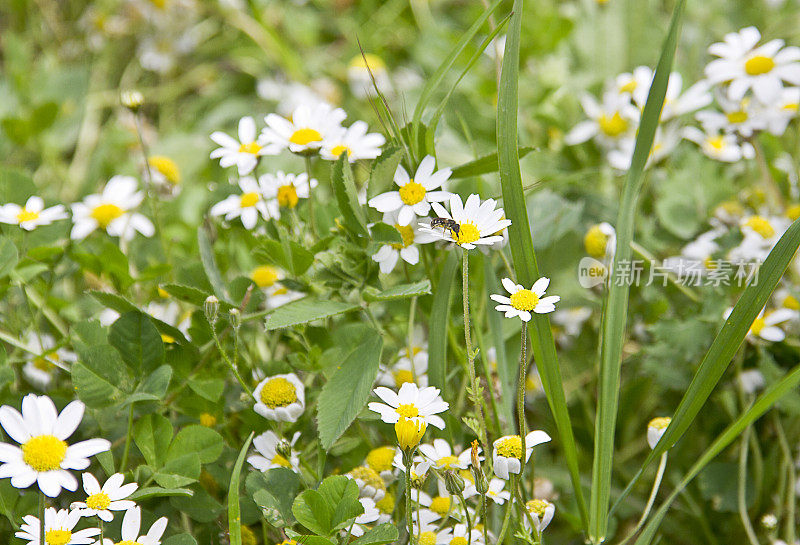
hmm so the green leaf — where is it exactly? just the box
[198,226,231,303]
[349,523,400,545]
[162,534,198,545]
[160,283,213,307]
[71,346,131,408]
[292,476,363,536]
[133,414,173,468]
[188,378,226,402]
[109,311,165,373]
[428,252,458,389]
[0,238,19,279]
[0,168,36,204]
[30,102,58,132]
[167,425,224,465]
[89,291,138,313]
[634,363,800,545]
[368,223,403,245]
[137,365,172,399]
[247,468,301,528]
[497,0,588,528]
[367,146,403,201]
[128,486,193,501]
[316,327,383,450]
[331,154,368,237]
[229,432,254,545]
[363,280,432,302]
[154,453,201,488]
[255,238,315,276]
[265,298,360,330]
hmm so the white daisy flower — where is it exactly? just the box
[607,124,682,171]
[102,506,168,545]
[210,116,277,176]
[682,126,755,162]
[265,284,305,310]
[372,210,439,274]
[420,194,511,250]
[368,382,449,430]
[146,155,182,197]
[257,77,326,116]
[485,477,511,505]
[646,416,671,450]
[0,394,110,497]
[350,497,381,537]
[368,155,453,226]
[492,430,551,480]
[21,333,76,390]
[418,439,476,471]
[0,196,68,231]
[376,343,429,388]
[320,121,385,162]
[738,369,766,394]
[70,176,155,241]
[248,431,300,473]
[346,465,387,501]
[755,86,800,135]
[565,90,639,148]
[524,498,555,533]
[705,26,800,104]
[411,508,441,533]
[209,176,274,229]
[491,277,560,321]
[260,171,317,217]
[621,68,712,120]
[71,472,138,522]
[253,373,305,422]
[552,307,593,341]
[15,507,100,545]
[392,454,432,482]
[347,54,392,99]
[261,101,347,155]
[695,95,763,137]
[437,523,485,545]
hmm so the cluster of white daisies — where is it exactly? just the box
[567,26,800,166]
[0,394,168,545]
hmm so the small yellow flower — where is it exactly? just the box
[395,417,426,450]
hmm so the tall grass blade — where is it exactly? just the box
[228,431,254,545]
[588,1,686,541]
[497,0,589,530]
[428,251,459,390]
[633,364,800,545]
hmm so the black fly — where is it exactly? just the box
[430,217,460,238]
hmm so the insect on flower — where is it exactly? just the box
[429,217,460,238]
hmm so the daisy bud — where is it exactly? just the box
[395,417,426,452]
[204,295,219,325]
[470,440,489,494]
[275,438,293,462]
[229,308,241,331]
[120,89,144,111]
[647,417,671,450]
[761,513,778,530]
[443,470,465,496]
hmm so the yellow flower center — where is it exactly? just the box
[460,469,475,483]
[240,192,260,208]
[366,446,396,473]
[349,53,386,71]
[509,289,539,312]
[277,184,299,208]
[419,531,437,545]
[745,55,775,76]
[91,203,125,229]
[450,538,468,545]
[161,333,175,344]
[454,222,480,245]
[437,455,459,469]
[395,417,426,450]
[783,102,799,112]
[251,265,279,288]
[396,403,419,418]
[348,466,385,490]
[22,435,67,472]
[598,112,628,137]
[238,142,262,155]
[33,355,56,371]
[526,499,549,517]
[289,128,323,146]
[391,224,415,250]
[272,454,292,468]
[393,369,414,387]
[745,216,775,239]
[430,496,451,515]
[495,435,523,459]
[86,491,111,510]
[259,377,298,409]
[148,156,181,184]
[786,204,800,221]
[330,144,353,158]
[45,530,72,545]
[116,541,139,545]
[584,225,609,258]
[726,110,748,124]
[750,317,767,335]
[526,374,543,392]
[648,416,671,430]
[783,294,800,310]
[398,180,426,206]
[619,79,637,93]
[376,491,395,513]
[707,136,726,151]
[199,413,217,427]
[16,208,40,223]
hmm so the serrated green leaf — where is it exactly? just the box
[331,154,368,237]
[317,328,382,450]
[265,299,360,330]
[71,345,132,408]
[109,311,165,373]
[367,146,403,201]
[368,223,403,245]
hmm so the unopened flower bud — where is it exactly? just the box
[470,440,488,494]
[275,438,293,461]
[761,513,778,530]
[443,470,465,496]
[395,417,426,452]
[204,295,219,325]
[120,89,144,111]
[229,307,241,330]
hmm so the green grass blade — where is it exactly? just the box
[612,216,800,517]
[589,1,686,541]
[429,251,459,390]
[411,0,503,143]
[228,431,254,545]
[633,364,800,545]
[496,0,589,530]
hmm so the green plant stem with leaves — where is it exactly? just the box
[461,249,490,449]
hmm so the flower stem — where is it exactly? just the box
[738,424,760,545]
[404,456,414,544]
[211,324,252,396]
[38,491,45,545]
[496,475,516,545]
[304,156,318,238]
[120,403,135,472]
[458,494,473,545]
[461,249,489,449]
[517,323,528,459]
[618,452,668,545]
